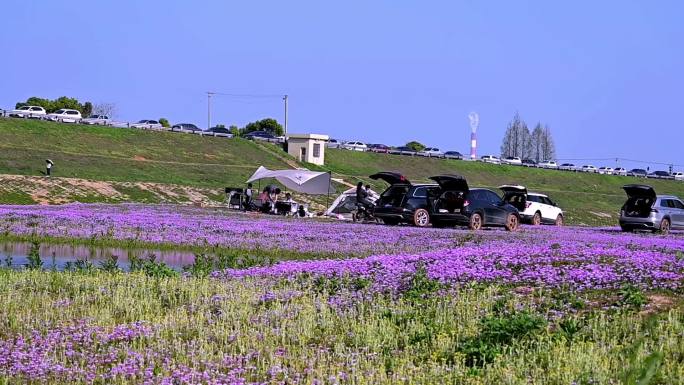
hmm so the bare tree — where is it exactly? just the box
[530,123,544,162]
[93,103,117,118]
[540,124,556,161]
[500,112,531,158]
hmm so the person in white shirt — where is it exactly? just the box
[46,159,53,177]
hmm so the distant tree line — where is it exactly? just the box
[500,112,556,162]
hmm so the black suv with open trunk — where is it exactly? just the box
[370,172,521,230]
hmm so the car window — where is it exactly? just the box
[54,109,65,114]
[541,197,553,205]
[527,195,539,203]
[150,121,159,124]
[672,200,684,210]
[31,107,42,111]
[67,111,78,115]
[660,200,672,208]
[413,187,428,198]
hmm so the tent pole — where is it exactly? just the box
[326,171,332,208]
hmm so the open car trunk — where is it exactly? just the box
[622,184,656,218]
[499,185,527,211]
[370,172,412,208]
[429,175,469,214]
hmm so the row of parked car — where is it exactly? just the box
[482,156,683,180]
[328,140,466,159]
[367,172,563,231]
[366,172,684,234]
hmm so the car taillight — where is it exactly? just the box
[463,200,470,207]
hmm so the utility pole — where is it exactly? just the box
[283,94,288,137]
[207,91,214,130]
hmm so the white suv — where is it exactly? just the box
[341,141,367,151]
[500,185,564,225]
[45,109,82,123]
[9,105,46,118]
[501,156,522,165]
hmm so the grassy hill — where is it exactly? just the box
[2,117,684,226]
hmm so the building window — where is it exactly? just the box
[313,143,321,158]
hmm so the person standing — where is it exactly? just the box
[46,159,53,177]
[244,183,253,210]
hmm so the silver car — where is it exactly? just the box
[619,184,684,234]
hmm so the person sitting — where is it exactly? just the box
[356,181,374,212]
[259,187,273,213]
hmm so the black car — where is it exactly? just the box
[370,172,520,230]
[371,172,438,226]
[172,123,201,131]
[243,130,275,140]
[206,126,231,134]
[522,159,537,167]
[427,175,520,231]
[444,151,463,160]
[627,168,648,177]
[648,171,673,179]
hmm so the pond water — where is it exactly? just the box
[0,242,198,271]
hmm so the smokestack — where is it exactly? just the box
[468,112,479,160]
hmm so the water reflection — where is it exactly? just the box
[0,242,198,271]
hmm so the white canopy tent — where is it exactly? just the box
[246,166,335,195]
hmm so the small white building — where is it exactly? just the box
[287,133,329,166]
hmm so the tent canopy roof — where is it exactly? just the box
[246,166,334,195]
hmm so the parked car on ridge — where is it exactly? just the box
[130,120,162,129]
[598,167,614,175]
[499,185,564,225]
[627,169,648,177]
[480,155,500,164]
[673,172,684,181]
[327,139,341,148]
[619,184,684,234]
[538,160,558,169]
[501,156,522,165]
[559,163,576,171]
[613,167,628,176]
[418,147,443,157]
[521,159,537,167]
[172,123,201,131]
[45,109,82,123]
[243,130,275,140]
[368,144,390,153]
[648,171,673,179]
[581,165,598,173]
[206,126,233,136]
[444,151,463,160]
[8,105,46,118]
[81,114,111,125]
[389,146,416,156]
[340,141,367,151]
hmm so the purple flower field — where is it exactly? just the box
[1,203,684,384]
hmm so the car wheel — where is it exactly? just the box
[555,214,564,226]
[468,212,483,231]
[505,213,519,232]
[413,208,430,227]
[532,212,542,226]
[659,218,671,234]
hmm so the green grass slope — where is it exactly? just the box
[2,117,684,226]
[0,117,291,187]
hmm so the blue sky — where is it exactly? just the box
[1,0,682,170]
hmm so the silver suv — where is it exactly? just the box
[619,184,684,234]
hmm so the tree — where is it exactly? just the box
[242,118,284,136]
[405,141,426,152]
[500,112,531,159]
[93,103,117,118]
[159,118,170,128]
[530,123,544,162]
[82,102,93,118]
[52,96,83,112]
[229,125,240,137]
[540,124,556,161]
